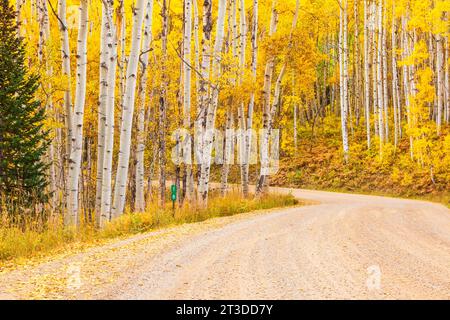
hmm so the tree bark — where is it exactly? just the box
[112,0,147,218]
[100,0,118,227]
[135,0,154,212]
[66,0,88,226]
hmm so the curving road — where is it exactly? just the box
[1,187,450,299]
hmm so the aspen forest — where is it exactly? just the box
[1,0,450,230]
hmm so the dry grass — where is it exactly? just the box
[0,192,298,265]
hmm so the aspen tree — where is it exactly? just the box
[198,0,227,205]
[100,0,118,227]
[66,0,88,226]
[57,0,73,163]
[95,0,111,215]
[37,0,57,210]
[391,3,401,147]
[221,0,238,196]
[363,0,371,149]
[117,0,127,114]
[436,33,443,135]
[159,0,168,207]
[135,0,154,212]
[401,14,414,160]
[256,0,299,195]
[338,0,349,162]
[112,0,147,217]
[445,36,449,123]
[354,0,360,126]
[183,0,194,200]
[196,0,212,203]
[255,0,278,195]
[381,0,388,141]
[376,0,384,151]
[242,0,258,198]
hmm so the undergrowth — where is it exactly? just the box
[0,192,298,265]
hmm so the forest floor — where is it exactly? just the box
[0,186,449,299]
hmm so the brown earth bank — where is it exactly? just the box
[213,135,450,207]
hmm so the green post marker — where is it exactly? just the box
[171,184,177,211]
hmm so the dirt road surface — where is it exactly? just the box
[1,187,449,299]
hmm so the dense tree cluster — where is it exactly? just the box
[9,0,450,226]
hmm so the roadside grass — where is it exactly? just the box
[0,192,299,266]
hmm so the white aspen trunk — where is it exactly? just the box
[256,1,278,195]
[66,0,88,226]
[37,0,57,211]
[183,0,194,201]
[376,0,384,152]
[354,0,361,126]
[445,36,449,123]
[237,0,247,193]
[382,0,389,141]
[391,6,400,148]
[220,109,233,195]
[338,0,349,162]
[242,0,257,198]
[363,0,371,149]
[135,0,154,212]
[159,0,169,207]
[100,1,118,228]
[118,0,127,118]
[193,0,200,92]
[221,0,238,196]
[368,2,377,137]
[95,1,111,217]
[401,15,413,160]
[112,0,147,218]
[294,86,298,151]
[342,0,349,159]
[57,0,73,199]
[198,0,227,205]
[436,33,443,135]
[196,0,212,203]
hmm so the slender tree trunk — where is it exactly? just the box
[57,0,73,170]
[376,0,384,153]
[220,109,233,195]
[354,0,360,126]
[100,1,118,227]
[242,0,257,198]
[117,0,127,119]
[256,0,299,194]
[391,6,400,148]
[401,14,414,159]
[436,33,444,135]
[159,0,169,207]
[198,0,227,206]
[363,0,371,149]
[37,0,57,211]
[445,36,449,123]
[112,0,147,217]
[183,0,194,201]
[95,1,111,217]
[135,0,154,212]
[66,0,88,226]
[256,1,278,195]
[381,0,389,141]
[338,0,349,162]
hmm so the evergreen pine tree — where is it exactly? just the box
[0,0,50,217]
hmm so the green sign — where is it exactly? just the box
[171,184,177,201]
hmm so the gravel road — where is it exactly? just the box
[1,187,450,299]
